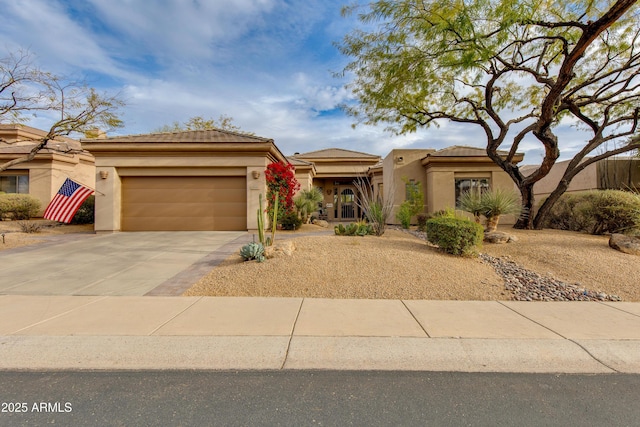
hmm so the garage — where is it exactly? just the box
[121,176,247,231]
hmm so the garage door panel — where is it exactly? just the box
[121,176,247,231]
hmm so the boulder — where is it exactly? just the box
[312,219,329,228]
[609,233,640,256]
[264,240,296,259]
[484,231,518,244]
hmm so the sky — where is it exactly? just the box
[0,0,595,164]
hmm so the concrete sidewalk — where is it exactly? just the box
[1,296,639,373]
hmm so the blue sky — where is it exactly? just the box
[1,0,590,163]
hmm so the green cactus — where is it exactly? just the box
[270,195,278,245]
[257,193,265,246]
[240,242,265,262]
[334,223,346,235]
[346,223,359,235]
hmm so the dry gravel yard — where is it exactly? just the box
[3,220,637,301]
[0,220,93,250]
[185,224,640,301]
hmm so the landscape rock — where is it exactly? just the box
[312,219,329,228]
[264,240,296,259]
[484,231,518,244]
[479,253,621,302]
[609,233,640,256]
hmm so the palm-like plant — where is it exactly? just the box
[458,190,484,224]
[294,188,323,223]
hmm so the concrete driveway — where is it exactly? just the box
[0,231,249,296]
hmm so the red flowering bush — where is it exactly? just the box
[265,161,300,220]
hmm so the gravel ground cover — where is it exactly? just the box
[3,220,637,301]
[0,220,93,250]
[186,224,640,301]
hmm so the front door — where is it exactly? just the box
[335,186,356,221]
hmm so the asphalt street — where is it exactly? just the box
[1,371,639,426]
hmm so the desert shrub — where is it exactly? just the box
[0,193,41,220]
[426,216,484,256]
[280,212,302,230]
[18,221,42,233]
[70,195,95,224]
[240,242,265,262]
[416,214,428,232]
[353,178,393,236]
[544,190,640,235]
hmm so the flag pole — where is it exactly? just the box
[64,175,106,196]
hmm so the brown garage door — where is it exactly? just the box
[121,176,247,231]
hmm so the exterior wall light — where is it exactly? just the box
[252,170,261,179]
[99,170,109,179]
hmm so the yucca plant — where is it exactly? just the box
[480,188,520,232]
[459,188,520,232]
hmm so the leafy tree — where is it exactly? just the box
[339,0,640,229]
[154,114,255,135]
[396,178,423,228]
[0,50,124,172]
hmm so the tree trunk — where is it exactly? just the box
[485,215,500,232]
[513,183,535,229]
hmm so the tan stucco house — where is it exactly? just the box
[0,124,95,215]
[78,127,524,231]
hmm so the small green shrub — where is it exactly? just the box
[426,216,484,256]
[70,195,95,224]
[545,190,640,235]
[280,212,302,230]
[0,194,41,220]
[240,242,265,262]
[396,203,412,229]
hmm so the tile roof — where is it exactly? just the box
[292,148,380,159]
[429,145,507,157]
[81,128,273,144]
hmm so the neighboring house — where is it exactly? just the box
[523,157,640,202]
[81,129,287,232]
[0,124,95,215]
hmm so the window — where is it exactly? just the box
[455,178,489,208]
[0,175,29,194]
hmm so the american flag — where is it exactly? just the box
[43,178,94,223]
